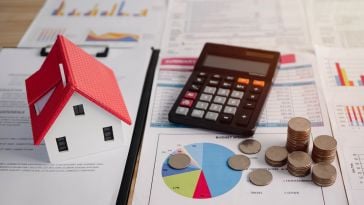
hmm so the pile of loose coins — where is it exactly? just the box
[167,117,338,188]
[228,138,273,186]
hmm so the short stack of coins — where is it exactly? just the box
[265,146,288,167]
[312,162,337,187]
[286,117,311,153]
[287,151,312,177]
[312,135,337,163]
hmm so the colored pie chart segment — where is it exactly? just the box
[162,143,242,199]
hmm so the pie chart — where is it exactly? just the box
[162,143,242,199]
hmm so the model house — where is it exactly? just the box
[25,35,131,163]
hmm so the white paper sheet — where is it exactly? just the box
[160,0,312,55]
[131,51,347,205]
[315,46,364,205]
[307,0,364,47]
[18,0,167,48]
[0,47,152,205]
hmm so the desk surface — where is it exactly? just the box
[0,0,44,47]
[0,1,137,204]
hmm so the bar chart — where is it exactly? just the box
[51,0,148,17]
[324,58,364,87]
[335,105,364,129]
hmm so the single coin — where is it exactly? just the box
[313,135,337,151]
[265,146,288,166]
[227,154,250,171]
[239,139,261,154]
[288,117,311,133]
[168,153,191,170]
[249,169,273,186]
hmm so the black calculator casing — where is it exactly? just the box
[168,43,280,136]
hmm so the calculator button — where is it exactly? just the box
[208,80,220,86]
[250,87,262,94]
[203,86,216,95]
[227,98,240,107]
[243,101,256,109]
[253,80,265,87]
[213,96,226,104]
[184,91,198,100]
[175,106,189,116]
[200,93,213,102]
[225,76,235,81]
[222,82,233,88]
[236,110,252,126]
[230,90,244,99]
[217,88,230,97]
[191,109,205,118]
[195,101,209,110]
[198,72,207,77]
[220,114,233,123]
[237,77,250,85]
[248,94,259,101]
[209,103,223,112]
[190,84,201,91]
[205,111,219,121]
[223,106,237,115]
[212,74,222,79]
[235,84,247,91]
[179,98,194,107]
[194,77,205,84]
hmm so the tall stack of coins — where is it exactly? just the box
[312,135,337,163]
[287,151,312,177]
[312,162,337,187]
[265,146,288,167]
[286,117,311,153]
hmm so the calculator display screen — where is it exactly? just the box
[203,55,270,76]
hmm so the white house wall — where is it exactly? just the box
[44,92,124,163]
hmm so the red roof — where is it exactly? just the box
[25,35,131,145]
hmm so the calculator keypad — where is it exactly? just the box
[174,72,266,128]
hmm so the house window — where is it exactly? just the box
[103,126,114,141]
[73,104,84,116]
[56,137,68,152]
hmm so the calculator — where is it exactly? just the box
[168,43,280,136]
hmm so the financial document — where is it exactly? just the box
[307,0,364,47]
[18,0,167,48]
[161,0,312,55]
[131,51,347,205]
[316,47,364,205]
[0,47,152,205]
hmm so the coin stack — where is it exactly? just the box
[312,162,337,187]
[287,151,312,177]
[312,135,337,163]
[265,146,288,167]
[286,117,311,153]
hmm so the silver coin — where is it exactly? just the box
[313,135,337,151]
[239,139,261,154]
[168,153,191,169]
[249,169,273,186]
[227,154,250,171]
[265,146,288,166]
[288,117,311,133]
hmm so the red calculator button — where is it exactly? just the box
[237,77,250,85]
[253,80,265,87]
[184,91,198,100]
[179,98,194,107]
